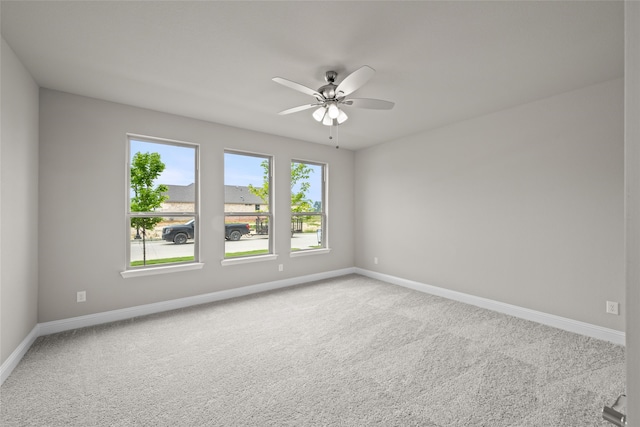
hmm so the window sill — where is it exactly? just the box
[221,254,278,266]
[121,262,204,278]
[290,248,331,257]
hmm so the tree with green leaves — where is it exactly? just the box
[290,162,314,213]
[130,152,168,265]
[247,160,270,206]
[248,160,314,212]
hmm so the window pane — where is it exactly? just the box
[291,161,325,251]
[224,214,270,258]
[291,162,322,214]
[224,152,269,213]
[130,216,195,267]
[291,215,324,251]
[130,140,196,213]
[224,151,271,258]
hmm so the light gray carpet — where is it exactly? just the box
[1,274,626,426]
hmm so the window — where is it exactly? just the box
[126,135,198,269]
[224,151,272,259]
[291,161,326,252]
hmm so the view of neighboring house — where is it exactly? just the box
[223,185,267,212]
[160,184,267,213]
[159,183,196,212]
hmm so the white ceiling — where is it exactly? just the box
[1,1,624,151]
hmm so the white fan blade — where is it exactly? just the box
[342,98,395,110]
[336,65,375,97]
[272,77,323,99]
[278,103,321,115]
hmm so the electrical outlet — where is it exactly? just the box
[606,301,619,315]
[77,291,86,303]
[278,264,283,272]
[374,257,378,265]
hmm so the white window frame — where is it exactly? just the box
[290,159,329,256]
[122,134,201,278]
[222,150,275,265]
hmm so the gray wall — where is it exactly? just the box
[3,42,631,402]
[38,89,355,322]
[355,78,625,331]
[625,0,640,419]
[1,38,40,365]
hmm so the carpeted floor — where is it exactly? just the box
[0,274,626,426]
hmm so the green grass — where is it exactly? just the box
[131,247,321,265]
[130,256,194,267]
[225,249,270,258]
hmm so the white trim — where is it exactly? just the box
[1,324,40,385]
[120,262,204,278]
[221,254,278,266]
[354,268,626,346]
[4,266,623,385]
[290,248,331,257]
[2,268,352,384]
[125,135,200,275]
[41,267,356,337]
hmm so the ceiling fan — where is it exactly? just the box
[272,65,394,126]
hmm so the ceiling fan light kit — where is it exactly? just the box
[336,109,348,124]
[327,102,340,119]
[273,65,395,128]
[312,103,349,127]
[312,107,326,122]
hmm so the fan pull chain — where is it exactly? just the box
[328,123,339,149]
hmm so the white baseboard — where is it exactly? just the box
[2,267,355,385]
[39,267,357,336]
[3,266,624,386]
[0,324,40,385]
[354,268,625,346]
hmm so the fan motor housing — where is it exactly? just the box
[318,84,337,100]
[317,70,339,100]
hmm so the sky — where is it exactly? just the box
[224,152,266,188]
[130,140,195,186]
[130,140,321,204]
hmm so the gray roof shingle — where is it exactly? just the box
[224,185,265,204]
[163,183,195,203]
[163,183,265,205]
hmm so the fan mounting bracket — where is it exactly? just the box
[324,70,338,84]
